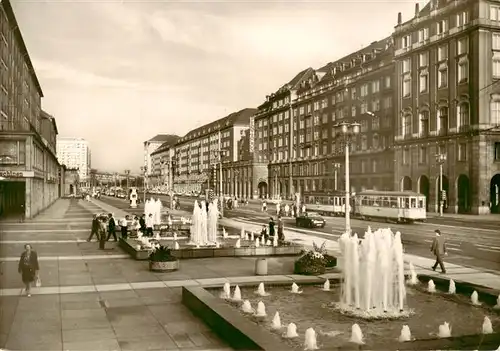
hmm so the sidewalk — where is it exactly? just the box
[426,212,500,222]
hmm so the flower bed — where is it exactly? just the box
[294,241,337,275]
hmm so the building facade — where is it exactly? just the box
[0,0,62,219]
[254,38,396,200]
[149,135,180,187]
[393,0,500,214]
[143,135,177,183]
[56,137,91,186]
[173,108,259,196]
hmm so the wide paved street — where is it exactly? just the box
[105,194,500,273]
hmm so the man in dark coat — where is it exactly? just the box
[431,229,447,273]
[87,214,100,242]
[106,213,117,241]
[268,217,275,239]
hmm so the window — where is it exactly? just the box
[456,11,469,26]
[360,84,368,97]
[438,107,449,133]
[418,147,427,164]
[438,65,448,88]
[351,88,357,100]
[457,143,467,161]
[493,33,500,50]
[383,96,392,109]
[457,103,470,130]
[418,28,429,42]
[322,129,328,139]
[419,71,428,93]
[436,20,448,35]
[493,52,500,78]
[361,135,368,150]
[457,57,468,83]
[372,117,380,130]
[361,120,368,132]
[322,113,328,124]
[401,114,411,137]
[372,134,379,148]
[403,148,410,165]
[402,75,411,97]
[402,35,411,49]
[491,5,500,21]
[495,142,500,161]
[402,58,411,73]
[360,102,368,114]
[419,111,429,137]
[371,99,380,112]
[385,76,391,88]
[491,99,500,125]
[457,37,468,55]
[438,45,448,61]
[372,80,380,93]
[419,52,428,67]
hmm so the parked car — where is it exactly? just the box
[295,211,326,228]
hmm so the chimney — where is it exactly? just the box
[397,12,402,25]
[415,3,420,17]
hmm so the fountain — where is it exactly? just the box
[250,232,254,241]
[255,238,260,248]
[304,328,319,350]
[245,232,249,241]
[438,322,451,338]
[407,262,418,285]
[266,239,271,246]
[284,323,299,338]
[241,228,245,238]
[427,280,436,293]
[220,282,231,299]
[350,324,364,344]
[260,235,265,246]
[207,199,219,244]
[241,300,253,313]
[255,301,267,317]
[215,241,220,249]
[399,325,412,342]
[471,291,481,305]
[337,228,407,317]
[273,234,278,247]
[232,285,242,301]
[483,316,493,334]
[154,198,162,226]
[235,239,241,248]
[448,279,456,294]
[255,282,269,296]
[174,242,180,250]
[200,201,208,245]
[495,294,500,309]
[222,227,228,239]
[190,201,202,246]
[271,311,281,330]
[290,283,302,294]
[323,279,330,291]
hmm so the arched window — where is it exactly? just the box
[419,111,430,137]
[457,102,470,130]
[401,114,411,137]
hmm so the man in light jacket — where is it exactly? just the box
[430,229,447,273]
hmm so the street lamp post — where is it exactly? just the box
[288,89,295,200]
[333,121,361,234]
[333,163,341,191]
[436,153,447,217]
[274,168,279,200]
[140,166,147,203]
[125,170,130,194]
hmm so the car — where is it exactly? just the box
[295,211,326,228]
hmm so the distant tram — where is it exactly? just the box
[302,190,427,224]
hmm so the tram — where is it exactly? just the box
[302,190,427,224]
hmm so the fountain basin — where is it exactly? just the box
[183,279,500,350]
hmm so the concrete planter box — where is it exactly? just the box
[119,238,150,260]
[234,247,255,256]
[193,248,214,258]
[213,248,235,257]
[254,247,273,256]
[149,259,180,272]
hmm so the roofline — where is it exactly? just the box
[41,110,58,135]
[1,0,44,97]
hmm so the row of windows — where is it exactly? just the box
[401,143,467,165]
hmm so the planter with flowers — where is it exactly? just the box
[293,241,337,275]
[148,245,180,272]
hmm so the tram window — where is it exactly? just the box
[389,197,397,208]
[404,198,410,208]
[410,198,416,208]
[418,198,424,208]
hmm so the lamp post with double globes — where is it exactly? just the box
[436,153,447,217]
[333,121,361,234]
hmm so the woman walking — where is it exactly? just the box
[18,244,39,297]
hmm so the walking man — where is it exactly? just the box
[106,213,117,241]
[145,213,154,237]
[87,214,100,242]
[430,229,447,273]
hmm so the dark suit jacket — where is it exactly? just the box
[18,251,40,273]
[108,218,116,232]
[431,235,446,256]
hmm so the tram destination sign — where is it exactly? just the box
[0,170,35,178]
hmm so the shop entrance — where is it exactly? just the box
[0,181,26,219]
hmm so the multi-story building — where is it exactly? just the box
[254,38,396,200]
[56,137,91,185]
[143,134,177,185]
[173,108,258,196]
[0,0,62,219]
[393,0,500,214]
[150,135,180,187]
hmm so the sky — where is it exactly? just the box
[11,0,424,173]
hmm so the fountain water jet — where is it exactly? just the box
[241,300,253,313]
[174,242,180,250]
[407,262,418,285]
[255,238,260,248]
[207,199,219,244]
[427,280,436,293]
[399,325,412,342]
[255,282,269,296]
[323,279,330,291]
[284,323,299,338]
[232,285,242,301]
[240,228,245,238]
[448,279,456,294]
[222,227,228,239]
[271,312,281,330]
[471,291,481,305]
[438,322,451,338]
[350,324,364,344]
[304,328,318,350]
[290,283,302,294]
[483,316,493,334]
[220,282,230,299]
[255,301,267,317]
[337,228,408,318]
